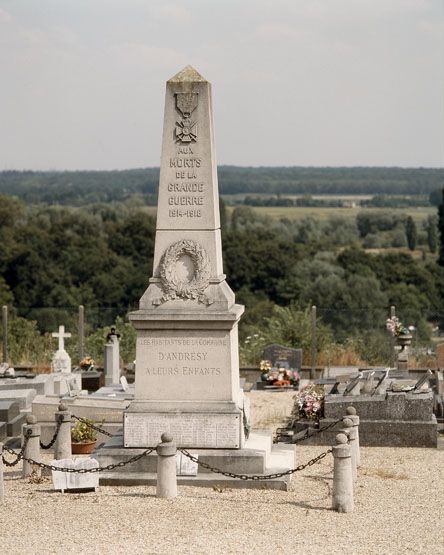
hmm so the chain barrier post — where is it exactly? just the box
[341,417,357,482]
[0,442,4,502]
[332,433,354,513]
[156,433,177,499]
[346,407,360,468]
[22,415,41,478]
[55,403,72,460]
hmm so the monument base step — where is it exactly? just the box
[93,431,296,491]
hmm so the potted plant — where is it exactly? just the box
[386,317,412,347]
[71,418,98,454]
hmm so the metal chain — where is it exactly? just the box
[179,447,333,481]
[40,419,62,450]
[1,434,30,467]
[71,415,113,437]
[1,444,154,473]
[276,418,342,444]
[292,418,342,444]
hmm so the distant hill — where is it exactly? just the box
[0,166,442,205]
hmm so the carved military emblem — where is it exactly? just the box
[175,92,198,143]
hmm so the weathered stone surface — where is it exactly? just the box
[0,375,51,396]
[0,400,20,422]
[0,389,35,410]
[293,417,437,448]
[124,411,241,448]
[324,391,434,421]
[7,413,26,437]
[104,338,120,386]
[125,66,245,451]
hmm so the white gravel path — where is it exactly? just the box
[1,391,443,554]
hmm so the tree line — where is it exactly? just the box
[1,167,443,205]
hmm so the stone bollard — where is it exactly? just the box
[0,442,4,502]
[22,415,41,478]
[341,417,357,482]
[54,403,72,460]
[332,433,354,513]
[156,433,177,499]
[346,406,360,468]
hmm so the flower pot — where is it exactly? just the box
[71,441,97,455]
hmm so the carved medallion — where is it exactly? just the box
[155,239,212,305]
[175,92,198,144]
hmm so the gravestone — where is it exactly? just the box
[0,400,24,438]
[51,325,72,373]
[104,329,120,386]
[262,344,302,369]
[94,66,296,489]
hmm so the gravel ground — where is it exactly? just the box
[1,392,443,555]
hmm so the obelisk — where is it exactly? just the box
[125,66,245,449]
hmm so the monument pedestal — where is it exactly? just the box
[125,304,246,449]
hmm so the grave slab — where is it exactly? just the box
[0,389,35,410]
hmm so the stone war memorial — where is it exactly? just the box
[95,66,295,488]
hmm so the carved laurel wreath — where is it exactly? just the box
[156,240,212,305]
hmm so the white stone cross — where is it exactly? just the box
[52,325,71,351]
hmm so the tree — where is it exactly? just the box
[426,215,438,254]
[438,188,444,265]
[405,216,417,251]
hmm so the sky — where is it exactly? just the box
[0,0,443,170]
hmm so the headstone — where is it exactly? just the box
[51,325,72,373]
[125,66,246,450]
[0,400,25,437]
[104,330,120,386]
[436,343,444,369]
[262,344,302,369]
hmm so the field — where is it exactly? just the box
[225,205,435,223]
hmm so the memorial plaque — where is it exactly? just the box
[135,329,233,401]
[124,412,240,448]
[262,344,302,369]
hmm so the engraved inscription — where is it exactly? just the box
[137,338,228,346]
[125,413,240,448]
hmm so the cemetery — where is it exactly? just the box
[1,45,443,555]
